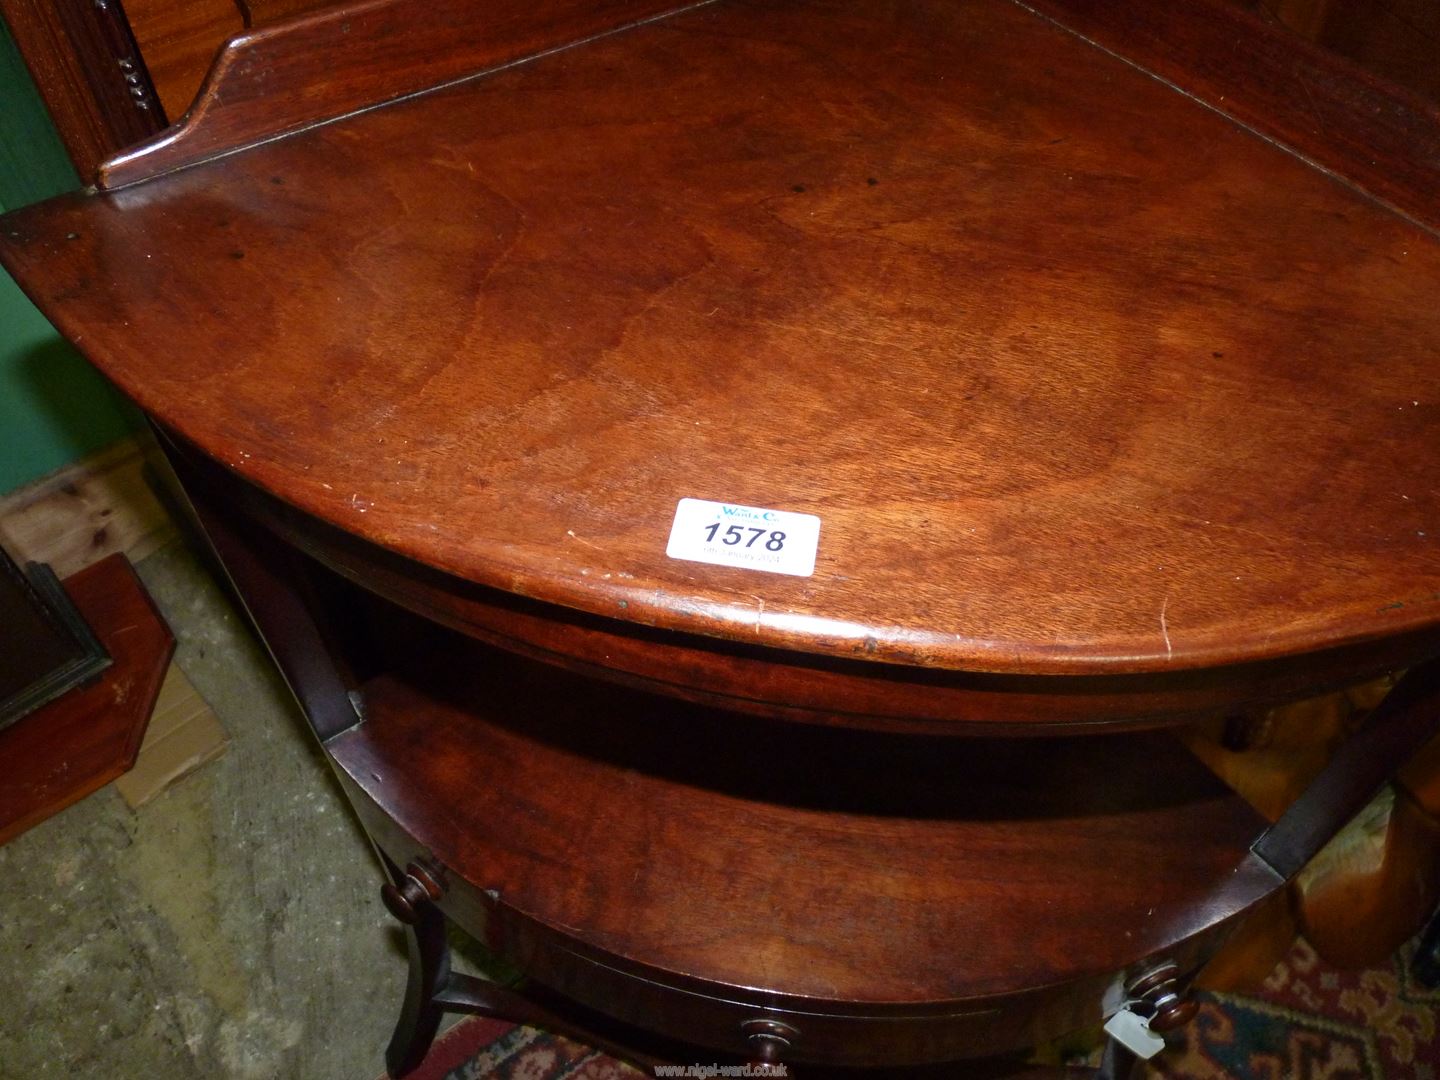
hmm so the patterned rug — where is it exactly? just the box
[390,937,1440,1080]
[1147,938,1439,1080]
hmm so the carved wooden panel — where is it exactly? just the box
[0,0,165,178]
[120,0,243,119]
[120,0,340,123]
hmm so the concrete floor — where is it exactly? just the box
[0,540,431,1080]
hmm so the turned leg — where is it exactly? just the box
[1415,901,1440,988]
[382,857,451,1078]
[1095,1038,1140,1080]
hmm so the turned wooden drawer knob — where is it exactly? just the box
[1127,961,1198,1032]
[740,1018,799,1063]
[381,861,445,924]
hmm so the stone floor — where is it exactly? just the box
[0,539,429,1080]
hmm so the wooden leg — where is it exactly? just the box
[1415,900,1440,989]
[384,858,451,1079]
[1095,1037,1140,1080]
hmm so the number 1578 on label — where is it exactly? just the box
[704,523,788,551]
[666,499,821,578]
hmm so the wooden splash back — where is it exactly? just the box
[97,0,708,188]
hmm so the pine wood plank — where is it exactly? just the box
[0,438,176,578]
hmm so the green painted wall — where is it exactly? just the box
[1,19,138,496]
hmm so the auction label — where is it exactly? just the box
[665,498,820,577]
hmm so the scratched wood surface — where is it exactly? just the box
[3,0,1439,679]
[328,624,1274,1061]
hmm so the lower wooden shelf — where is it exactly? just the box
[160,466,1440,1073]
[327,636,1277,1067]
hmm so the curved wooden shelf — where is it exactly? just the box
[208,447,1440,732]
[326,630,1275,1064]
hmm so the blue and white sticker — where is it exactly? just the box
[665,498,820,577]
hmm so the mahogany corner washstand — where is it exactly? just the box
[3,0,1440,1074]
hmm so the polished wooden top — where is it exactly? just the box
[3,0,1439,678]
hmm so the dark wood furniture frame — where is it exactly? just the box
[0,0,165,179]
[0,545,110,731]
[161,425,1440,1076]
[0,554,173,844]
[4,0,1440,1075]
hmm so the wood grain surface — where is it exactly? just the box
[3,0,1439,680]
[0,438,177,578]
[178,442,1440,731]
[1020,0,1440,237]
[328,625,1276,1060]
[96,0,706,187]
[0,0,167,178]
[119,0,246,120]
